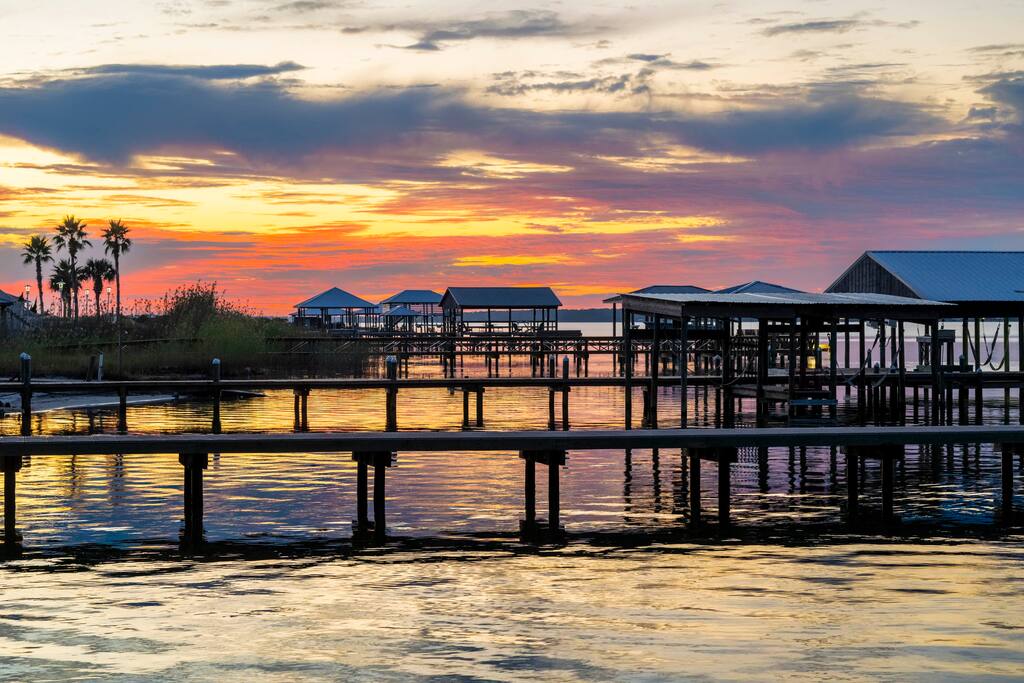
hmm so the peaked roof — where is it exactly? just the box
[383,305,418,317]
[381,289,443,305]
[441,287,561,308]
[830,251,1024,302]
[295,287,375,309]
[716,281,803,294]
[603,284,709,304]
[0,289,19,306]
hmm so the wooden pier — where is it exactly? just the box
[1,425,1021,548]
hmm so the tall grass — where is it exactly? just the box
[2,283,366,379]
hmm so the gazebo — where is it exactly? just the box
[380,289,443,333]
[293,287,378,331]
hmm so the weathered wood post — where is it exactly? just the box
[293,389,302,431]
[624,309,633,429]
[210,358,222,434]
[756,319,769,427]
[829,318,838,421]
[475,386,484,428]
[462,388,471,430]
[3,455,23,546]
[353,451,394,539]
[561,356,570,431]
[650,314,660,428]
[1019,315,1024,426]
[179,452,209,541]
[385,355,398,432]
[19,353,32,436]
[680,310,690,429]
[548,449,566,537]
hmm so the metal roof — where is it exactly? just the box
[381,289,442,305]
[603,284,708,304]
[0,289,18,306]
[620,291,951,320]
[295,287,375,310]
[833,251,1024,302]
[716,281,803,294]
[441,287,561,308]
[383,305,418,317]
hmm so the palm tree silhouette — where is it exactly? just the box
[21,235,53,313]
[53,215,91,322]
[50,259,84,318]
[83,258,115,317]
[102,220,132,322]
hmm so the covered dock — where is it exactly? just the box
[380,289,443,334]
[293,287,378,332]
[441,287,562,336]
[618,291,953,428]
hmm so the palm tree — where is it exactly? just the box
[83,258,115,317]
[50,259,84,318]
[53,215,91,321]
[21,235,53,313]
[102,219,132,322]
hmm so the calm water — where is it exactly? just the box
[2,353,1023,680]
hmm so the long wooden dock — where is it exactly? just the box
[2,425,1022,548]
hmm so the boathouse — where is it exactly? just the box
[826,251,1024,372]
[293,287,378,331]
[617,290,951,427]
[441,287,562,335]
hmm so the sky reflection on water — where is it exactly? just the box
[1,356,1023,680]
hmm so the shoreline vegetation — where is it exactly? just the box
[3,283,367,380]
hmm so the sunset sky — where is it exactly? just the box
[1,0,1022,312]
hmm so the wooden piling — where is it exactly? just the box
[1002,444,1017,518]
[562,356,570,431]
[475,387,484,427]
[19,353,31,437]
[881,450,896,525]
[118,386,128,433]
[211,359,222,434]
[179,452,208,541]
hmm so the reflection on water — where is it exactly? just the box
[1,355,1023,679]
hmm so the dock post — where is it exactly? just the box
[475,387,484,427]
[385,355,398,432]
[3,456,23,546]
[680,311,690,429]
[463,389,471,430]
[178,452,209,542]
[19,353,31,436]
[846,447,859,519]
[623,309,633,429]
[520,449,566,538]
[117,386,128,433]
[352,451,394,539]
[650,315,660,428]
[211,358,222,434]
[688,450,701,526]
[300,389,309,431]
[562,356,570,431]
[293,390,301,430]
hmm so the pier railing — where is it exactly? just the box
[2,425,1022,547]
